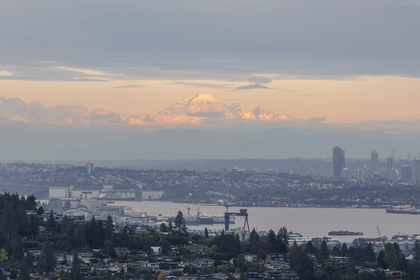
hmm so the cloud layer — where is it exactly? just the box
[0,1,419,81]
[0,96,123,125]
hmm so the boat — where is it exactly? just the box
[386,206,420,214]
[328,231,363,236]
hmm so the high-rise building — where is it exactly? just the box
[342,167,349,178]
[415,160,420,184]
[87,162,94,174]
[355,169,364,180]
[401,165,412,182]
[386,157,393,180]
[371,150,378,174]
[333,146,345,177]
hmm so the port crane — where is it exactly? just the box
[191,199,201,216]
[224,206,250,234]
[179,203,191,216]
[377,226,385,247]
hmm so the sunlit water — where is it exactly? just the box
[113,201,420,244]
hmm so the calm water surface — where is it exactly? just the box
[114,201,420,243]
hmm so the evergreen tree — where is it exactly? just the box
[38,242,56,274]
[104,215,114,242]
[12,236,24,262]
[174,211,188,237]
[168,221,173,234]
[120,226,130,247]
[318,239,329,264]
[331,245,340,257]
[24,195,37,211]
[304,241,318,256]
[60,215,72,234]
[46,212,57,234]
[72,251,82,280]
[36,206,44,216]
[248,229,260,254]
[384,243,398,270]
[9,269,17,280]
[365,243,376,263]
[393,242,408,272]
[0,269,4,280]
[205,228,209,238]
[290,241,314,280]
[162,240,170,255]
[377,249,386,268]
[72,224,86,249]
[18,259,30,280]
[257,248,266,261]
[414,240,420,261]
[267,229,277,253]
[104,240,114,252]
[341,243,348,257]
[24,252,34,270]
[159,223,167,233]
[279,226,289,253]
[28,214,39,239]
[96,220,105,248]
[142,238,151,254]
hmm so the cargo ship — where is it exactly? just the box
[328,231,363,236]
[386,206,420,214]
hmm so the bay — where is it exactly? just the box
[114,201,420,243]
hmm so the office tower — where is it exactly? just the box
[407,153,411,160]
[355,169,364,180]
[415,160,420,184]
[386,157,393,180]
[342,168,349,178]
[333,146,345,177]
[390,168,399,181]
[371,150,378,173]
[87,162,94,174]
[401,165,412,182]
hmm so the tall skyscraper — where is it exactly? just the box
[386,157,393,180]
[371,150,378,173]
[415,160,420,184]
[401,165,412,182]
[87,162,94,174]
[333,146,345,177]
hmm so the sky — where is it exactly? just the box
[1,1,420,159]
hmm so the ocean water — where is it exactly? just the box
[113,201,420,243]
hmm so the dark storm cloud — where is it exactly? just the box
[0,0,419,79]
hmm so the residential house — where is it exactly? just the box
[114,247,131,256]
[151,246,162,256]
[186,245,208,255]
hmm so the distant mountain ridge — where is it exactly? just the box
[143,94,296,125]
